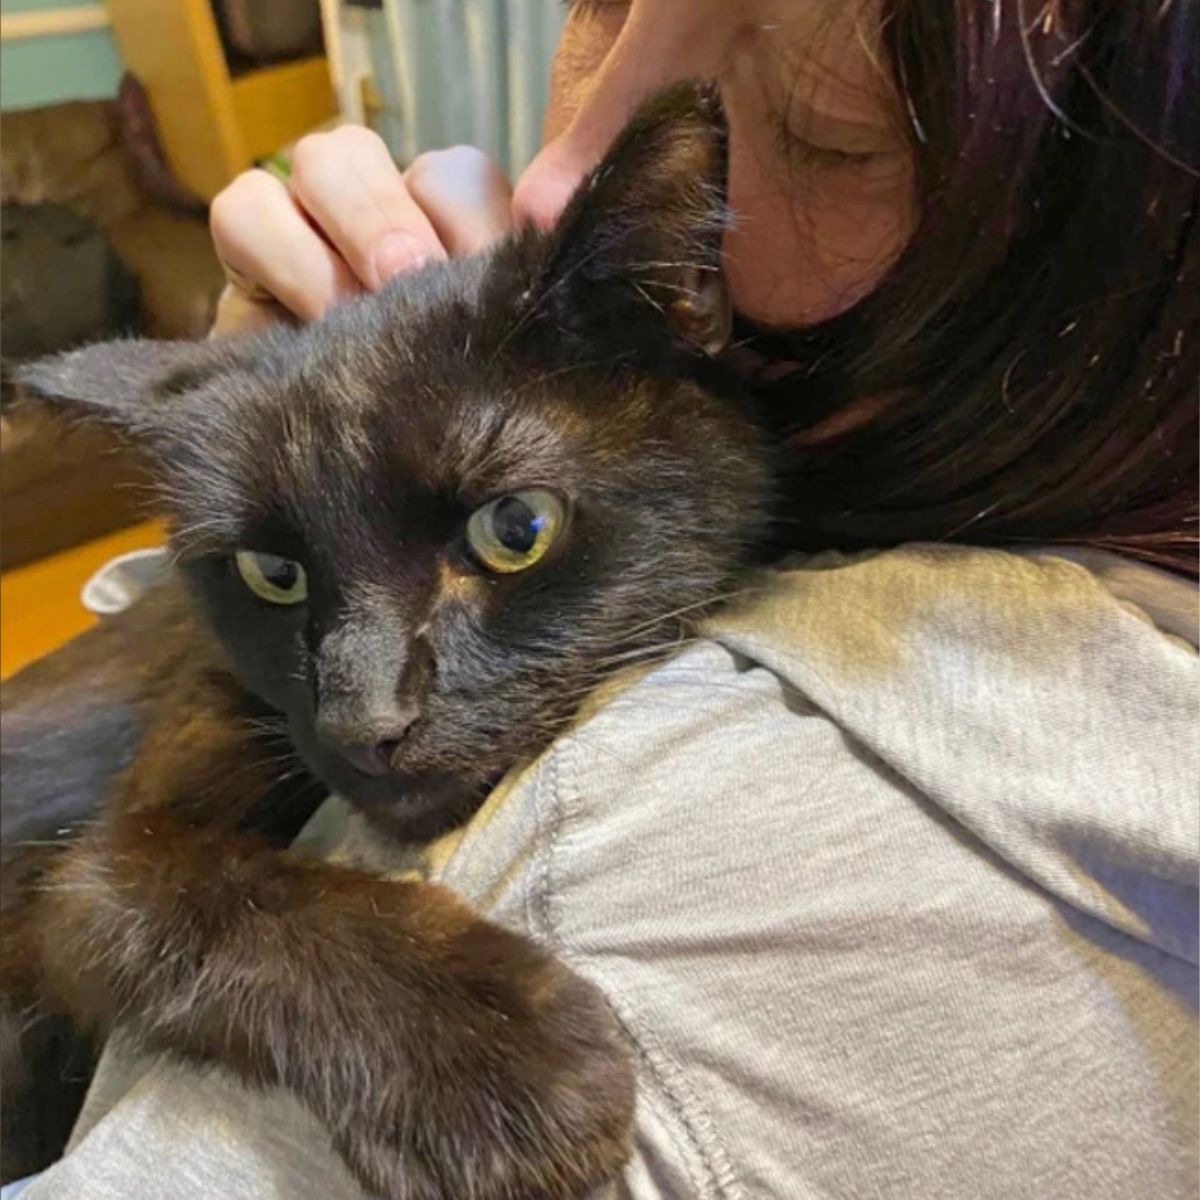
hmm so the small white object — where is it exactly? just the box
[81,547,171,617]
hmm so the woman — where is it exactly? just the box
[21,2,1197,1198]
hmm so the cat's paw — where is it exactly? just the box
[334,913,636,1200]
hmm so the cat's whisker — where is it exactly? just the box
[628,258,718,275]
[261,766,318,793]
[237,715,288,731]
[251,753,304,774]
[626,280,667,316]
[166,516,234,564]
[237,728,292,744]
[33,880,99,896]
[520,635,781,721]
[111,479,162,504]
[235,726,293,744]
[490,238,614,361]
[629,280,697,299]
[184,750,305,812]
[605,586,760,642]
[579,639,699,674]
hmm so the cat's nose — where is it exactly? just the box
[338,735,403,778]
[319,712,415,778]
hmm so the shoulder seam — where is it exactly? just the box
[526,735,746,1200]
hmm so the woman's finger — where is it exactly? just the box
[208,284,290,339]
[209,168,362,321]
[403,146,515,256]
[288,126,448,290]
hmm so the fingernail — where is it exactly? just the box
[371,231,430,287]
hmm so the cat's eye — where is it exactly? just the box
[234,550,308,605]
[466,490,565,574]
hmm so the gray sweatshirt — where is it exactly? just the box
[23,544,1199,1200]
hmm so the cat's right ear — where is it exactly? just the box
[11,338,228,452]
[524,81,733,360]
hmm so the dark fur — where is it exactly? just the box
[1,86,773,1198]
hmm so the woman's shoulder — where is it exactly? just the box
[678,543,1199,944]
[708,541,1197,667]
[424,541,1197,959]
[421,544,1197,1199]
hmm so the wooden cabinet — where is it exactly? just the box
[105,0,335,200]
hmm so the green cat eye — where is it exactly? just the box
[466,490,565,574]
[234,550,308,605]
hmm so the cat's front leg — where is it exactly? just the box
[32,810,635,1200]
[0,844,96,1184]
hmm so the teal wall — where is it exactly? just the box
[1,0,125,111]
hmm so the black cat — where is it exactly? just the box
[1,85,773,1199]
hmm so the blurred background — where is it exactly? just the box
[0,0,561,677]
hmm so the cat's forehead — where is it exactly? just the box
[270,375,583,500]
[283,256,495,400]
[224,287,572,508]
[234,258,656,500]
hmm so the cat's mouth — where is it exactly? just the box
[364,771,491,842]
[315,752,491,842]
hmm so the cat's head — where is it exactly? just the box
[18,84,772,839]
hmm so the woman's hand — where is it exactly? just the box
[209,126,514,336]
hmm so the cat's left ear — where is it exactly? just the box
[11,337,228,452]
[530,81,732,358]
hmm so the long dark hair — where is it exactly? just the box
[748,0,1198,575]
